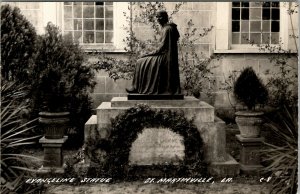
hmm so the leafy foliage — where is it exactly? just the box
[259,43,298,108]
[1,80,42,194]
[85,104,207,179]
[261,106,298,194]
[1,4,37,82]
[233,67,268,110]
[31,23,96,113]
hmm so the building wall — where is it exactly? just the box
[4,2,298,109]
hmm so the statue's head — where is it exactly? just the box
[156,10,168,25]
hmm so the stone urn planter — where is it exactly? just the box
[39,112,70,139]
[235,111,264,138]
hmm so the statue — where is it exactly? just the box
[126,10,181,95]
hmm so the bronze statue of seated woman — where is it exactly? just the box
[126,10,182,96]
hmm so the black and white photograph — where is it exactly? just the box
[1,1,298,194]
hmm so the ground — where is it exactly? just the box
[44,179,270,194]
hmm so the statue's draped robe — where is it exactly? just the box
[132,23,181,95]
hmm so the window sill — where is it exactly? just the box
[213,49,298,54]
[80,44,127,53]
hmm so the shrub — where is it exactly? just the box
[1,80,42,193]
[29,23,100,144]
[233,67,268,110]
[261,105,298,194]
[1,4,37,82]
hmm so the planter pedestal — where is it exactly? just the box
[236,135,264,175]
[38,136,68,174]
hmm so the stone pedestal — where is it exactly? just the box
[236,135,264,175]
[85,97,239,176]
[38,136,68,174]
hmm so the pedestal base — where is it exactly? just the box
[39,136,68,174]
[38,166,65,174]
[128,94,184,100]
[236,135,264,175]
[84,97,240,176]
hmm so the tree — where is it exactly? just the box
[1,4,37,82]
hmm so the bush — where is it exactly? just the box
[261,105,298,194]
[1,4,37,82]
[1,80,42,193]
[29,23,100,144]
[233,67,268,110]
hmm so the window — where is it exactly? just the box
[215,2,295,53]
[63,2,114,45]
[231,2,280,45]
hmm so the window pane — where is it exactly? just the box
[241,8,249,20]
[83,6,94,18]
[262,33,270,44]
[232,21,240,32]
[272,9,280,20]
[232,33,240,44]
[271,2,279,7]
[105,2,113,6]
[263,2,271,7]
[74,5,82,18]
[241,20,249,32]
[64,19,73,30]
[96,32,104,43]
[96,6,104,18]
[83,19,94,30]
[250,33,261,44]
[74,19,82,30]
[232,2,240,7]
[64,6,72,18]
[250,8,262,20]
[271,32,279,44]
[83,31,94,43]
[271,21,279,32]
[232,8,240,20]
[83,2,94,5]
[96,2,104,6]
[64,2,72,5]
[105,32,113,43]
[262,21,270,32]
[105,19,113,30]
[241,33,249,44]
[262,8,270,20]
[250,21,261,32]
[241,2,249,7]
[74,31,82,43]
[250,2,262,7]
[96,19,104,30]
[105,6,113,18]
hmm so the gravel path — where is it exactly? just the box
[44,181,270,194]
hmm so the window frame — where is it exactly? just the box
[214,2,292,53]
[61,2,128,52]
